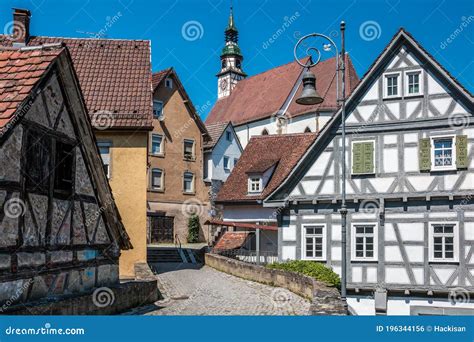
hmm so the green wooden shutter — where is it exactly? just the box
[363,142,374,173]
[419,138,431,171]
[352,143,363,174]
[456,135,468,169]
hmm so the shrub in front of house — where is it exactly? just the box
[187,214,200,243]
[266,260,340,288]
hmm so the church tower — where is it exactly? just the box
[217,4,246,99]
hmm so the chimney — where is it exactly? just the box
[12,8,31,45]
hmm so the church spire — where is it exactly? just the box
[217,1,246,99]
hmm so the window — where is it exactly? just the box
[97,141,111,178]
[54,141,75,195]
[302,225,326,260]
[352,224,377,260]
[248,176,262,194]
[226,131,232,141]
[432,137,454,170]
[234,158,239,167]
[151,168,163,190]
[151,134,163,155]
[406,71,421,95]
[261,128,269,135]
[165,78,173,89]
[384,73,400,98]
[24,131,75,196]
[429,223,458,262]
[183,172,194,193]
[223,156,230,170]
[183,139,195,160]
[352,141,375,175]
[25,131,51,193]
[153,100,164,119]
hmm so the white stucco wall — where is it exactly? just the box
[234,112,333,148]
[205,126,242,183]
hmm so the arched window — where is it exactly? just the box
[304,126,311,133]
[261,128,269,135]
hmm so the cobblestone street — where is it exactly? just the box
[132,263,310,316]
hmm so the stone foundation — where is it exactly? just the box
[3,279,159,315]
[205,253,347,315]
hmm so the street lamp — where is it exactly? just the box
[293,21,348,313]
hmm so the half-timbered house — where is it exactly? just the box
[263,29,474,315]
[0,46,131,308]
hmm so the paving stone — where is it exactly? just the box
[141,264,310,316]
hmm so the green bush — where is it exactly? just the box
[187,214,200,243]
[266,260,340,288]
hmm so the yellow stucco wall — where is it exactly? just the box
[95,131,148,279]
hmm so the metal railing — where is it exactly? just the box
[213,248,278,265]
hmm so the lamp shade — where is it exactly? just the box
[295,71,324,105]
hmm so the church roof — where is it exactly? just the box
[206,54,359,126]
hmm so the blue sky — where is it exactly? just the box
[2,0,473,119]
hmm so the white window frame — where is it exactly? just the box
[383,72,401,99]
[183,139,195,160]
[97,141,112,179]
[351,223,378,261]
[429,222,459,263]
[351,139,376,175]
[430,134,456,171]
[153,100,164,119]
[405,70,423,96]
[302,224,327,261]
[223,156,230,170]
[248,176,262,194]
[150,168,164,190]
[151,133,164,156]
[165,78,173,89]
[183,171,195,193]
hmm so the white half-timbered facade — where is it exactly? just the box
[264,29,474,315]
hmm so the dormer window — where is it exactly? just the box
[248,176,262,194]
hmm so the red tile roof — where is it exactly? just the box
[206,55,359,126]
[0,46,63,132]
[152,68,172,90]
[203,121,229,149]
[0,35,153,129]
[216,133,317,202]
[214,231,251,250]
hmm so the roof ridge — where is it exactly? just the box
[30,35,150,43]
[251,132,316,139]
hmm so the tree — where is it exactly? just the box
[187,214,200,243]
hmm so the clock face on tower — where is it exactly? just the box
[220,79,228,91]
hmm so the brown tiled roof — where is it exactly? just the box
[203,121,229,149]
[206,55,359,126]
[0,35,153,129]
[152,68,172,90]
[217,133,316,202]
[214,231,251,250]
[0,46,63,132]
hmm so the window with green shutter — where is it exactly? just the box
[352,141,375,174]
[456,135,468,169]
[419,138,431,171]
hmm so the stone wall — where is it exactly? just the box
[4,279,159,315]
[205,253,347,315]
